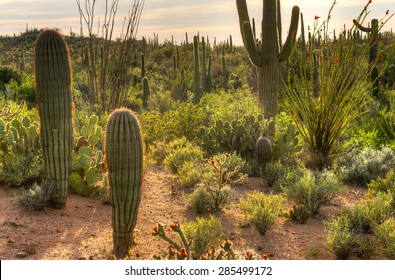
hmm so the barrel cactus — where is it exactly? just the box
[255,136,273,166]
[105,108,143,259]
[34,29,73,209]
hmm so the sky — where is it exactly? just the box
[0,0,394,45]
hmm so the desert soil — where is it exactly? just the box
[0,165,367,260]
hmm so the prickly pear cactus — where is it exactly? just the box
[34,29,73,209]
[105,108,143,259]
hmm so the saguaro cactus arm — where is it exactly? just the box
[278,6,300,62]
[241,21,262,66]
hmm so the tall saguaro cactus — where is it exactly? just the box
[105,109,143,259]
[236,0,299,135]
[34,30,73,209]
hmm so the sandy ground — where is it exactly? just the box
[0,165,368,260]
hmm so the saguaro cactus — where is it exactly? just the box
[142,77,150,109]
[34,29,73,209]
[193,35,201,104]
[236,0,299,134]
[353,18,380,97]
[353,18,379,66]
[105,108,143,259]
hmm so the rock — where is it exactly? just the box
[78,257,87,260]
[257,246,263,251]
[24,244,36,255]
[16,252,27,258]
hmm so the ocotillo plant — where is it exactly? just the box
[105,108,143,259]
[236,0,299,135]
[34,29,74,209]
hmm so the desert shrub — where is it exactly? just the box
[367,170,395,204]
[186,184,214,214]
[200,89,260,124]
[374,218,395,259]
[147,90,176,113]
[337,146,395,186]
[0,66,22,91]
[186,153,246,213]
[0,152,43,187]
[264,155,305,189]
[342,192,394,233]
[140,102,205,145]
[16,183,51,211]
[239,192,284,234]
[325,214,356,259]
[175,161,204,188]
[182,216,224,258]
[283,170,343,214]
[164,140,204,173]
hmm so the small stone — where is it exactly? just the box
[16,252,27,258]
[79,257,87,260]
[257,246,263,251]
[7,239,14,244]
[24,244,36,255]
[89,256,94,260]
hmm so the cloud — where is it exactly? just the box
[0,0,393,46]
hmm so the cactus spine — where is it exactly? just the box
[236,0,299,135]
[34,30,73,209]
[105,109,143,259]
[255,136,273,166]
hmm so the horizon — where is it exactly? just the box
[0,0,394,45]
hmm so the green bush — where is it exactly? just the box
[164,140,204,173]
[0,152,43,187]
[182,216,224,259]
[283,170,343,214]
[325,214,356,260]
[239,192,284,234]
[0,66,22,90]
[367,170,395,204]
[140,102,205,145]
[264,155,305,189]
[374,218,395,259]
[342,192,394,233]
[175,161,204,188]
[186,184,214,214]
[338,147,395,186]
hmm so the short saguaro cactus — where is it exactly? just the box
[105,108,144,259]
